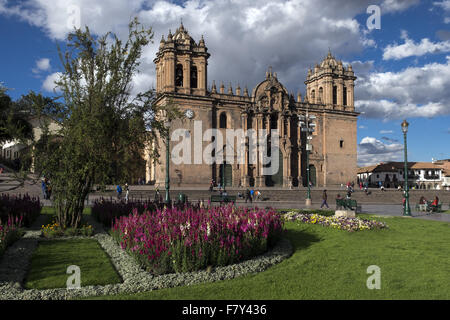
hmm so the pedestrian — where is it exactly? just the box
[320,189,329,208]
[209,179,214,192]
[245,189,252,203]
[47,180,52,200]
[255,190,262,201]
[250,189,255,201]
[154,184,160,202]
[346,189,352,199]
[41,179,48,200]
[125,183,129,203]
[116,184,122,200]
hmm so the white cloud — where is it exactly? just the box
[358,136,404,166]
[355,56,450,119]
[42,72,62,92]
[381,0,420,12]
[32,58,51,73]
[380,130,393,134]
[434,1,450,23]
[359,125,367,129]
[0,0,377,99]
[383,33,450,60]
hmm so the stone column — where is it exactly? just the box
[241,113,249,187]
[165,53,175,92]
[183,58,191,94]
[255,113,265,187]
[337,78,344,107]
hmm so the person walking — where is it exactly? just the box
[41,179,48,200]
[245,189,252,203]
[320,189,329,208]
[116,184,122,200]
[125,183,130,203]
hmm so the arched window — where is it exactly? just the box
[311,90,315,103]
[190,65,198,89]
[343,86,347,106]
[333,86,337,105]
[318,87,323,103]
[220,112,227,129]
[175,64,183,87]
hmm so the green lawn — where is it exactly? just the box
[25,239,121,290]
[89,214,450,300]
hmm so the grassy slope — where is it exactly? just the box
[90,214,450,300]
[25,239,121,290]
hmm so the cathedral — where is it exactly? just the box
[146,24,358,188]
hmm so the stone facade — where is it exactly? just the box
[146,24,358,188]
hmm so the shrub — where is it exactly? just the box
[283,212,388,232]
[0,215,24,258]
[111,205,284,274]
[91,198,161,228]
[0,194,42,227]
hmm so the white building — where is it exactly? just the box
[357,161,449,190]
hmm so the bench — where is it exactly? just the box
[415,203,427,212]
[336,199,359,212]
[210,195,237,203]
[427,201,442,213]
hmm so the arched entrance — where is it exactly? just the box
[266,148,283,186]
[219,162,233,187]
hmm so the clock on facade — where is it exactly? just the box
[185,109,194,119]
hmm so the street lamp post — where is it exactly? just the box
[298,109,316,207]
[401,120,411,216]
[164,119,171,205]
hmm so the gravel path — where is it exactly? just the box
[0,214,293,300]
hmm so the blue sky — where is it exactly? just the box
[0,0,449,166]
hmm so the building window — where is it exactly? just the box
[190,65,198,89]
[343,86,347,106]
[318,87,323,103]
[311,89,315,102]
[339,139,344,148]
[333,86,337,105]
[219,112,227,129]
[175,64,183,87]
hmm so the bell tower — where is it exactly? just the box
[154,23,210,96]
[304,50,356,110]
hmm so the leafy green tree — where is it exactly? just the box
[31,18,179,228]
[0,85,33,145]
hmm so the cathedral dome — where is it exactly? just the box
[320,50,338,69]
[172,23,196,46]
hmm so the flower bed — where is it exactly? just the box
[0,194,42,227]
[92,198,203,228]
[283,212,388,232]
[41,220,94,238]
[0,215,24,258]
[111,205,284,275]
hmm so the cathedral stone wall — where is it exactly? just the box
[147,24,359,188]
